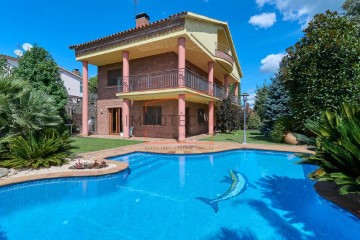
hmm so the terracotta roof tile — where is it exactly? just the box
[69,11,188,50]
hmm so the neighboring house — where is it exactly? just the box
[70,12,243,141]
[0,54,83,98]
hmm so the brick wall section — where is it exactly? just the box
[186,102,209,136]
[98,52,178,100]
[129,99,178,138]
[97,99,123,134]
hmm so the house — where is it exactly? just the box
[0,54,83,98]
[69,12,242,141]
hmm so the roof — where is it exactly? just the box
[0,54,18,61]
[58,66,82,81]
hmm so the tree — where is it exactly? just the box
[279,11,360,133]
[89,75,98,94]
[14,45,68,124]
[215,96,240,133]
[0,75,61,159]
[254,82,269,121]
[343,0,360,24]
[261,74,291,135]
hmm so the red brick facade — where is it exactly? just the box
[96,52,212,138]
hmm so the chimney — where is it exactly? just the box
[72,69,80,76]
[136,13,150,28]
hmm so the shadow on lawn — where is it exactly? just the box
[246,131,275,143]
[204,227,257,240]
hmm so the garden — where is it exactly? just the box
[207,7,360,196]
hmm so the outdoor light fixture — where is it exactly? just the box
[241,93,249,144]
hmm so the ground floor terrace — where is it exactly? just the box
[96,97,214,141]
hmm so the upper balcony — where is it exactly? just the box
[215,42,234,72]
[116,69,239,104]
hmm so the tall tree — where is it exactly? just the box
[254,81,269,121]
[279,11,360,132]
[261,74,291,135]
[343,0,360,24]
[89,75,98,94]
[15,45,68,124]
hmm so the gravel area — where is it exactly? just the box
[0,159,117,180]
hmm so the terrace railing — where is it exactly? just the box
[117,69,225,99]
[215,42,234,65]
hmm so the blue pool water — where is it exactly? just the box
[0,150,359,239]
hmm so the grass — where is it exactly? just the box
[71,137,142,154]
[200,130,284,144]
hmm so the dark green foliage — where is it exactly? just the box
[0,130,73,169]
[279,11,360,133]
[254,82,268,121]
[89,75,98,94]
[247,112,262,130]
[261,74,291,135]
[299,103,360,195]
[215,96,241,133]
[0,76,61,159]
[14,45,68,125]
[269,116,291,143]
[343,0,360,24]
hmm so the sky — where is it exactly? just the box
[0,0,345,105]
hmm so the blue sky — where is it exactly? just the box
[0,0,344,103]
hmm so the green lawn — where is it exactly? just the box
[200,130,283,144]
[71,137,142,154]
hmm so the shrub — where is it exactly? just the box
[299,103,360,195]
[0,130,73,169]
[247,112,262,130]
[216,96,241,133]
[270,116,292,143]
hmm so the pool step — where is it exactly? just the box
[127,161,166,180]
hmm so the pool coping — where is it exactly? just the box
[0,160,128,187]
[0,142,312,187]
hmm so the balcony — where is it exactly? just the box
[117,69,224,99]
[215,42,234,72]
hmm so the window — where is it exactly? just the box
[80,83,83,93]
[107,69,122,86]
[144,106,162,125]
[198,109,206,123]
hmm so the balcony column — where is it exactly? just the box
[122,51,130,138]
[209,101,214,135]
[234,82,239,96]
[178,94,186,142]
[82,61,89,136]
[178,37,186,87]
[208,61,214,96]
[224,74,229,97]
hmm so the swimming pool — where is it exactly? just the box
[0,150,359,239]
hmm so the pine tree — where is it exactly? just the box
[215,96,241,133]
[261,75,290,135]
[254,81,269,121]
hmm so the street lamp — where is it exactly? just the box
[241,93,249,144]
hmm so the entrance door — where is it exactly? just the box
[109,108,122,134]
[185,107,190,136]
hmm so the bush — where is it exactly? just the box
[247,112,262,130]
[216,97,241,133]
[270,116,291,143]
[0,130,73,169]
[299,103,360,195]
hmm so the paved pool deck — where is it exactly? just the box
[0,141,312,187]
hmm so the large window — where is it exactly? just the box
[198,109,206,123]
[107,69,122,86]
[144,106,162,125]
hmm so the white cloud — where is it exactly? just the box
[255,0,344,28]
[260,53,286,73]
[247,93,257,107]
[249,13,277,29]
